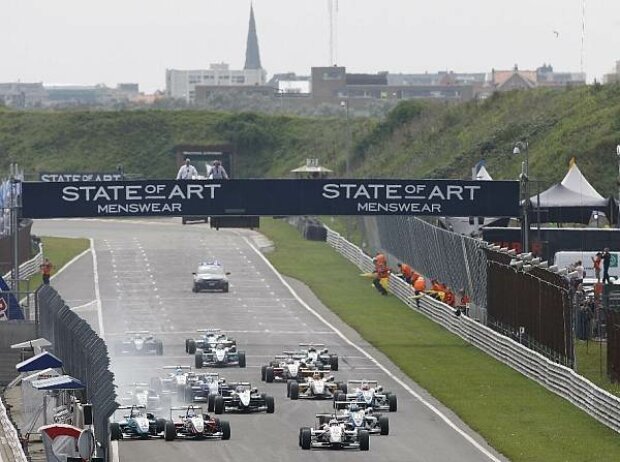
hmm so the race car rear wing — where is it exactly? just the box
[169,405,203,411]
[197,329,221,333]
[163,365,192,370]
[346,380,379,387]
[298,343,326,348]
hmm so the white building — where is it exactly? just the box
[166,63,267,103]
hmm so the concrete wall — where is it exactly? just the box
[0,321,37,386]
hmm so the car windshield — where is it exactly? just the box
[197,266,225,276]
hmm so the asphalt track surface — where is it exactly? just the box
[34,218,508,462]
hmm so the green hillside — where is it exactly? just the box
[352,84,620,195]
[1,84,620,195]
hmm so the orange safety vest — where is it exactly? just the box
[444,290,455,307]
[400,264,413,279]
[41,262,52,276]
[376,264,390,279]
[374,253,387,268]
[413,276,426,291]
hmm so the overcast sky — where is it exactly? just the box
[2,0,619,92]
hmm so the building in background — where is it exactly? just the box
[0,83,46,108]
[166,5,267,103]
[489,64,585,93]
[603,60,620,84]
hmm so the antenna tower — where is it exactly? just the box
[328,0,338,65]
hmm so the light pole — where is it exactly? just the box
[616,144,620,228]
[340,99,351,177]
[514,140,529,253]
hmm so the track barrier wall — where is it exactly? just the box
[37,285,117,458]
[325,226,620,434]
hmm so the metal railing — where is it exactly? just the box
[37,285,117,458]
[326,227,620,434]
[2,242,43,282]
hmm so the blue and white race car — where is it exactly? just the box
[110,405,169,440]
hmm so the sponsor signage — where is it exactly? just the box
[39,172,124,182]
[21,179,519,218]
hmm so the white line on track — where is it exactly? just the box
[91,238,105,339]
[243,236,503,462]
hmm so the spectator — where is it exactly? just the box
[396,263,413,284]
[208,160,229,180]
[592,252,602,283]
[602,248,612,284]
[456,289,470,317]
[39,258,53,285]
[412,275,426,308]
[176,158,198,180]
[373,252,387,270]
[443,287,455,307]
[572,260,584,288]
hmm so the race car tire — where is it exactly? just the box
[265,396,275,414]
[298,428,303,446]
[359,430,370,451]
[378,416,389,435]
[156,341,164,356]
[238,351,246,368]
[334,392,346,404]
[223,285,229,293]
[187,339,196,355]
[265,367,274,383]
[289,382,299,400]
[330,354,339,371]
[155,418,166,433]
[220,420,231,440]
[195,350,204,369]
[338,382,347,394]
[388,393,398,412]
[185,339,190,353]
[286,379,295,397]
[214,396,225,415]
[207,394,216,412]
[300,427,312,450]
[164,421,176,441]
[261,365,267,381]
[110,423,123,441]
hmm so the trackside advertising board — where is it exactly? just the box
[21,179,519,218]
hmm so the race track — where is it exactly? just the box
[34,219,507,462]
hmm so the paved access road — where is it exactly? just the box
[34,219,507,462]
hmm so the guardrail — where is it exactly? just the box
[0,396,28,462]
[326,227,620,434]
[2,242,44,281]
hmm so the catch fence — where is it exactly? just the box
[37,285,116,458]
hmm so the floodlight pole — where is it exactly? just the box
[514,141,530,253]
[616,144,620,228]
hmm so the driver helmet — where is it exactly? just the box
[236,385,245,392]
[308,346,316,352]
[361,381,370,391]
[187,409,196,417]
[312,372,321,380]
[349,403,360,412]
[216,343,224,349]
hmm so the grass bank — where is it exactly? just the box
[259,218,620,462]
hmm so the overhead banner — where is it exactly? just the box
[21,179,519,218]
[39,172,124,182]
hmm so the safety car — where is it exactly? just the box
[192,261,230,293]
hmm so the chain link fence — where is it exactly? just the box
[608,310,620,383]
[359,216,573,365]
[37,284,116,458]
[362,216,488,320]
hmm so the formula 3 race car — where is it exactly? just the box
[299,414,369,451]
[110,405,169,440]
[332,401,389,435]
[288,371,345,400]
[182,372,224,403]
[150,366,192,399]
[195,344,246,368]
[165,405,230,441]
[212,382,275,414]
[185,329,236,354]
[340,379,397,412]
[298,343,339,371]
[261,352,312,383]
[119,383,170,411]
[113,331,164,356]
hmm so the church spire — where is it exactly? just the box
[244,3,262,70]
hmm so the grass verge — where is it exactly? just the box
[259,218,620,462]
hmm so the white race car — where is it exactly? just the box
[299,414,369,450]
